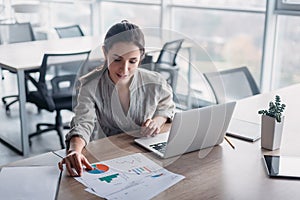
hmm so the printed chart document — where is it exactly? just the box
[0,165,61,200]
[75,153,185,200]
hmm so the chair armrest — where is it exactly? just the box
[51,74,76,94]
[144,50,161,63]
[155,63,180,70]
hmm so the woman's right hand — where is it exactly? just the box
[58,150,93,177]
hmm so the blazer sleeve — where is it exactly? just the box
[154,78,176,122]
[65,69,103,148]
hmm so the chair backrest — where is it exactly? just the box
[156,39,184,66]
[26,51,91,111]
[203,66,260,104]
[54,25,84,38]
[0,22,35,44]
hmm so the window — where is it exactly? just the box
[277,0,300,11]
[100,2,160,36]
[171,0,266,11]
[46,2,92,36]
[171,6,265,88]
[5,0,300,93]
[273,15,300,88]
[265,0,300,89]
[105,0,161,3]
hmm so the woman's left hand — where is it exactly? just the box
[141,116,167,137]
[141,119,161,137]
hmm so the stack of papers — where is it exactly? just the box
[75,153,185,200]
[0,166,61,200]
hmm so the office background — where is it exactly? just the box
[2,0,299,91]
[0,0,300,163]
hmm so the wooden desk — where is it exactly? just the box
[0,36,102,155]
[5,83,300,199]
[56,84,300,199]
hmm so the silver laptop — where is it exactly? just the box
[135,102,236,158]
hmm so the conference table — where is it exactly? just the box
[3,83,300,199]
[0,36,103,156]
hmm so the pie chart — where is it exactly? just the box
[87,164,109,174]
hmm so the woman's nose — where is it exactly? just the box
[120,61,129,72]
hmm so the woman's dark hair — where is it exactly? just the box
[103,20,145,58]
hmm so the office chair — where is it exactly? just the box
[153,39,184,92]
[26,50,91,148]
[0,22,35,44]
[54,24,104,74]
[54,24,84,38]
[203,66,260,104]
[0,22,35,113]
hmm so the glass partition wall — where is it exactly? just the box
[1,0,300,95]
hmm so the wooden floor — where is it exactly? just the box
[0,70,72,166]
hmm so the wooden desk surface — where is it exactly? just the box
[4,83,300,199]
[57,134,300,200]
[57,84,300,200]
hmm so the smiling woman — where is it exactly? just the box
[106,42,142,114]
[106,42,141,85]
[58,20,175,177]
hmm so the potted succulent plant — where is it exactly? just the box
[258,95,286,150]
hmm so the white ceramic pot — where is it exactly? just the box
[261,115,284,150]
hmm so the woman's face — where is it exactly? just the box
[105,42,141,85]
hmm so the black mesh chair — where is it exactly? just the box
[0,22,35,44]
[0,22,35,113]
[203,66,260,104]
[153,39,184,92]
[26,51,91,148]
[54,24,84,38]
[54,24,104,74]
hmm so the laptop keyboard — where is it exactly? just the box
[150,142,167,154]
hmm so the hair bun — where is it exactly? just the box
[121,20,129,23]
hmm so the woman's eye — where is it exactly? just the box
[114,59,121,62]
[130,60,137,64]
